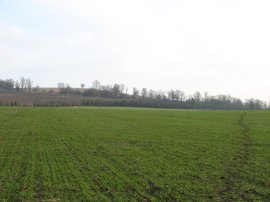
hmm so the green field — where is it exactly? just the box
[0,107,269,201]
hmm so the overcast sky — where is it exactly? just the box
[1,0,270,100]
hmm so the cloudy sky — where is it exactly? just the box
[1,0,270,100]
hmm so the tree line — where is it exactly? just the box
[0,77,269,109]
[56,80,268,110]
[0,77,33,92]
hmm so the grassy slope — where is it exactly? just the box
[0,107,268,201]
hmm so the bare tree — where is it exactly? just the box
[132,87,139,99]
[15,81,20,91]
[156,90,166,100]
[100,85,111,91]
[125,87,129,95]
[119,84,125,94]
[112,84,121,97]
[57,82,65,94]
[141,88,148,99]
[148,89,156,99]
[0,79,14,90]
[168,90,176,100]
[19,77,26,91]
[203,91,209,102]
[81,83,85,89]
[193,91,202,103]
[25,78,33,92]
[6,79,14,89]
[179,90,185,101]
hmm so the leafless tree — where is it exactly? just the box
[25,78,33,92]
[0,79,14,90]
[133,87,139,98]
[112,84,121,96]
[179,90,185,101]
[15,81,20,91]
[148,89,156,99]
[168,90,176,100]
[19,77,26,91]
[125,87,129,95]
[119,84,125,94]
[203,91,209,102]
[100,85,111,91]
[141,88,148,99]
[156,91,166,100]
[57,82,65,94]
[193,91,202,103]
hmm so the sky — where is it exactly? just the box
[1,0,270,101]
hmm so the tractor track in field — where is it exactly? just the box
[218,113,252,202]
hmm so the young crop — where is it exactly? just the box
[0,107,269,201]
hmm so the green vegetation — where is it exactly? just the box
[0,107,269,201]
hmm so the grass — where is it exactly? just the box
[0,107,269,201]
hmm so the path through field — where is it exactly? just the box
[218,113,252,201]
